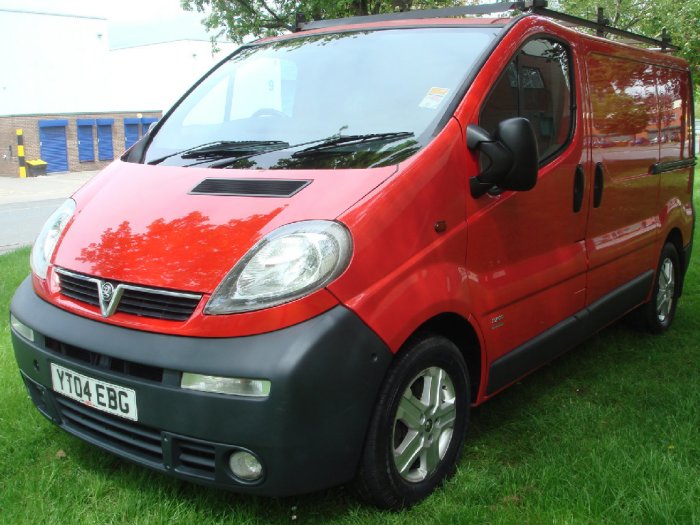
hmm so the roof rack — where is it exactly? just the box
[533,4,677,51]
[295,0,678,51]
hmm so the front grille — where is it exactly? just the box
[54,395,218,481]
[59,271,100,306]
[57,268,202,321]
[45,337,164,383]
[56,395,163,466]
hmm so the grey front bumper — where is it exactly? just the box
[10,277,392,496]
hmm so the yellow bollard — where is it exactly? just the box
[16,129,27,178]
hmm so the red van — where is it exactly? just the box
[10,2,695,509]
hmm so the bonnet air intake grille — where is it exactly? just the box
[190,178,311,197]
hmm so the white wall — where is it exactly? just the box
[0,10,111,115]
[0,9,237,115]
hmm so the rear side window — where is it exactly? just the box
[480,38,573,162]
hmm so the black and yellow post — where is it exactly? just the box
[16,129,27,178]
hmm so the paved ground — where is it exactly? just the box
[0,171,98,205]
[0,171,98,254]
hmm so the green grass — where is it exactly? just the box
[2,176,700,524]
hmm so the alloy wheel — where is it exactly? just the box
[656,257,675,323]
[392,366,457,482]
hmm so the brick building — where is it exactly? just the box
[1,111,161,176]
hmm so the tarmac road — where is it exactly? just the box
[0,198,65,254]
[0,171,98,255]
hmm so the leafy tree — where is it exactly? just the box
[557,0,700,91]
[181,0,462,43]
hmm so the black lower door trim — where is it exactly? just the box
[486,270,654,395]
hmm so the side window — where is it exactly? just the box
[480,38,573,162]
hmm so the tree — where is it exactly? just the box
[181,0,462,43]
[557,0,700,91]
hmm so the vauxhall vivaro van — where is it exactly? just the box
[10,1,695,509]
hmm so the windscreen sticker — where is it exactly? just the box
[419,87,450,110]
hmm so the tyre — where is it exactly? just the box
[356,334,470,509]
[632,242,681,334]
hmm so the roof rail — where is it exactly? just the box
[295,0,678,52]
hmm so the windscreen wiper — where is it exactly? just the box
[147,140,290,165]
[291,132,414,158]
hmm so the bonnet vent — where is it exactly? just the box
[190,178,311,197]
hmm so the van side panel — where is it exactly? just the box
[583,52,661,305]
[655,67,695,253]
[658,67,692,163]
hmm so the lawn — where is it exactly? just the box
[1,181,699,524]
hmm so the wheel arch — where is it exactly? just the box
[405,313,484,402]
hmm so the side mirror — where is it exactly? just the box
[467,117,539,198]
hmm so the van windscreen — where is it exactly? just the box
[143,27,499,170]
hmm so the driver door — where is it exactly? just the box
[465,37,590,394]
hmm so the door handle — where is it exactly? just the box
[593,162,604,208]
[573,164,585,213]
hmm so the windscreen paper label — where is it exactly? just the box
[419,87,450,110]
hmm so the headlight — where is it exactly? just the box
[205,220,352,314]
[31,198,76,279]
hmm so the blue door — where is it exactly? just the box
[97,119,114,161]
[124,118,140,149]
[77,119,95,162]
[39,120,69,173]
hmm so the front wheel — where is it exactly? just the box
[632,242,681,334]
[356,334,470,509]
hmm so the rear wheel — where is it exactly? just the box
[356,334,469,509]
[632,242,681,334]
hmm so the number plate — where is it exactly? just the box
[50,363,138,421]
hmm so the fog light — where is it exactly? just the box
[229,450,263,481]
[181,373,271,397]
[10,314,35,342]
